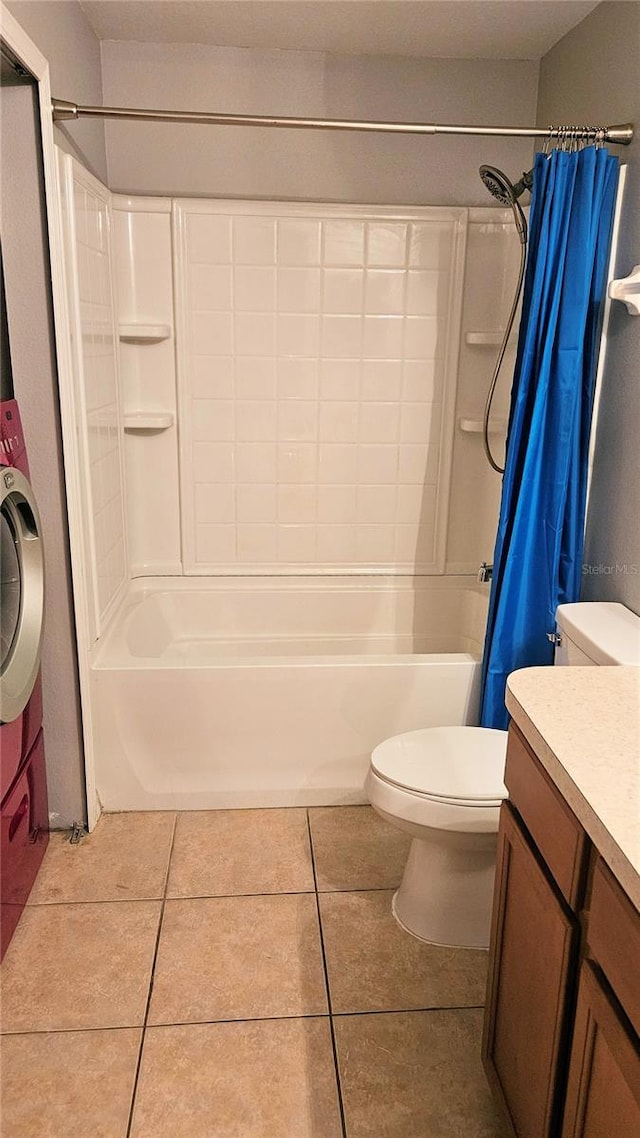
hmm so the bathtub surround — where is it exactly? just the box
[58,154,127,637]
[446,210,519,573]
[172,199,466,575]
[112,194,519,581]
[0,804,506,1137]
[55,153,520,813]
[65,176,519,607]
[111,197,180,576]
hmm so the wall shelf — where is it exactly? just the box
[123,411,174,432]
[459,417,507,434]
[119,323,172,343]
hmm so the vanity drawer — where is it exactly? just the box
[505,726,588,910]
[588,858,640,1038]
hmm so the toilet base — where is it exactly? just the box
[392,829,498,950]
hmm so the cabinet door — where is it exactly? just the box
[483,802,580,1138]
[562,962,640,1138]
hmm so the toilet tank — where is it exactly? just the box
[555,602,640,666]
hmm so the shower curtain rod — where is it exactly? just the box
[51,98,634,145]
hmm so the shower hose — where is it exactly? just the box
[483,235,527,475]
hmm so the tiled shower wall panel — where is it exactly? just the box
[446,208,522,574]
[174,201,466,575]
[62,156,127,636]
[112,197,182,577]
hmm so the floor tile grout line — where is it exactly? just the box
[0,1004,487,1040]
[306,809,349,1138]
[162,813,179,901]
[0,1024,146,1039]
[26,887,400,909]
[324,1004,487,1018]
[25,895,174,908]
[130,1013,335,1030]
[125,813,179,1138]
[137,1004,488,1028]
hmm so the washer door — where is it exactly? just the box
[0,467,44,724]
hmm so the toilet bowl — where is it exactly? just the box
[366,726,508,949]
[366,601,640,951]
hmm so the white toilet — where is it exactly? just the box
[366,601,640,950]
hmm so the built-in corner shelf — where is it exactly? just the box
[459,417,507,434]
[123,411,174,432]
[465,331,507,346]
[119,323,172,343]
[608,265,640,315]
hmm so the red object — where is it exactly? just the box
[0,730,48,958]
[0,398,27,474]
[1,397,48,960]
[0,717,23,802]
[1,400,28,802]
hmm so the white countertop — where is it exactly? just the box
[506,666,640,910]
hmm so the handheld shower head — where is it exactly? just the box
[479,165,533,206]
[479,165,516,205]
[479,163,532,245]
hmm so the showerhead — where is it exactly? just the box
[479,164,533,243]
[480,165,517,205]
[479,164,534,204]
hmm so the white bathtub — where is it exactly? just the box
[90,576,488,812]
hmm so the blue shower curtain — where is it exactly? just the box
[480,146,619,729]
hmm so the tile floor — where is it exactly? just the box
[0,805,508,1137]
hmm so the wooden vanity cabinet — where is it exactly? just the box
[483,726,586,1138]
[483,725,640,1138]
[562,962,640,1137]
[562,860,640,1137]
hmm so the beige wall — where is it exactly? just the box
[101,41,539,204]
[538,1,640,613]
[6,0,107,180]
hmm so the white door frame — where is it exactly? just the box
[1,4,100,828]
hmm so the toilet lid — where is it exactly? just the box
[371,726,508,803]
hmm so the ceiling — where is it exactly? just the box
[79,1,601,61]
